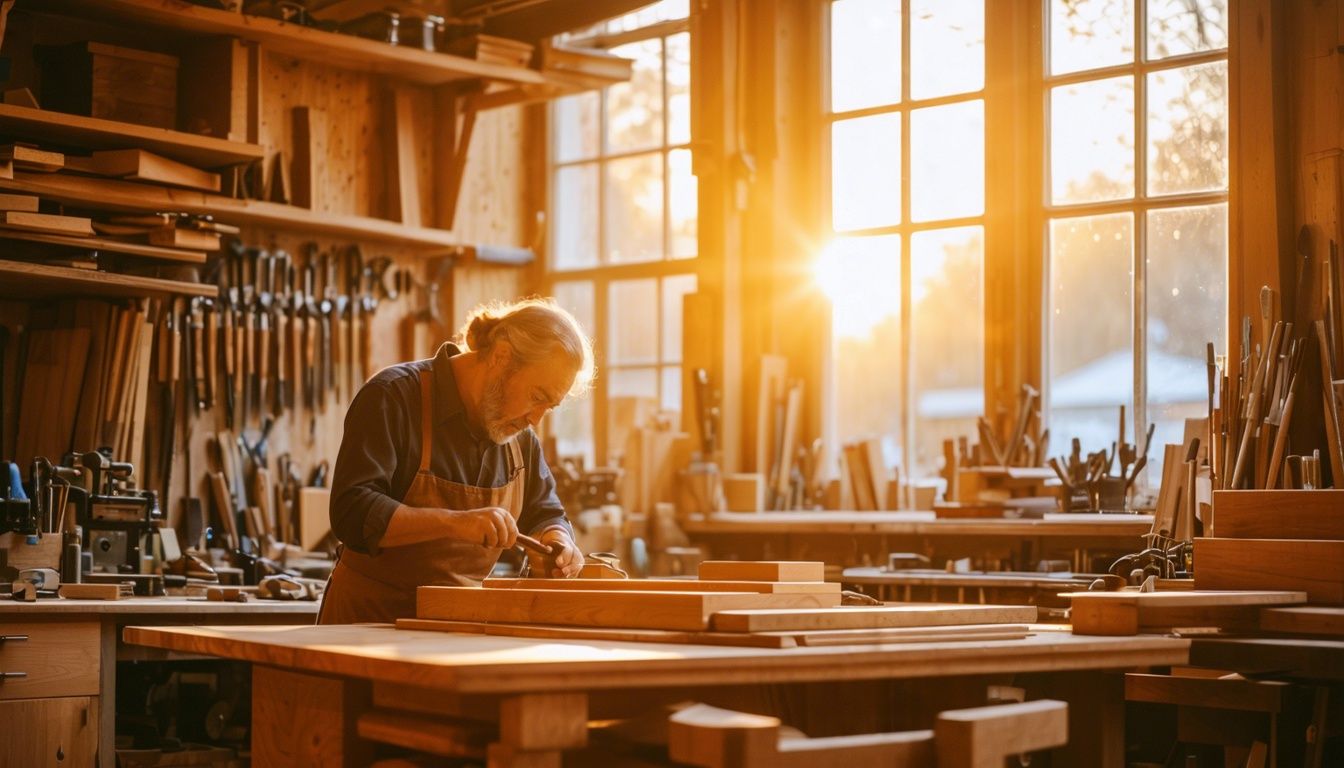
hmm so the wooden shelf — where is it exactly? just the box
[0,259,217,299]
[0,171,461,251]
[34,0,549,88]
[0,229,207,263]
[0,104,263,168]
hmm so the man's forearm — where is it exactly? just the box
[377,504,456,548]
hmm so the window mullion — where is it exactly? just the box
[1134,0,1149,462]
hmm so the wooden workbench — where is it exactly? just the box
[682,511,1153,571]
[125,622,1189,767]
[842,565,1096,615]
[0,597,318,767]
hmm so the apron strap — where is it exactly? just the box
[418,369,434,474]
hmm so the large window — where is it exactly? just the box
[1046,0,1228,479]
[547,0,698,467]
[820,0,986,481]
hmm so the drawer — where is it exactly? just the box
[0,621,100,700]
[0,696,98,767]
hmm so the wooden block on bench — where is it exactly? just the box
[482,577,840,594]
[698,561,824,583]
[710,604,1037,633]
[1066,590,1308,635]
[1194,538,1344,604]
[1211,490,1344,539]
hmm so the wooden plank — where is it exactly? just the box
[481,578,840,594]
[934,700,1069,768]
[88,149,221,192]
[0,229,206,263]
[1259,606,1344,636]
[0,103,260,166]
[396,617,796,649]
[146,227,220,251]
[1211,490,1344,539]
[356,709,491,758]
[291,106,327,211]
[1067,589,1310,636]
[1124,672,1287,712]
[0,144,63,171]
[0,210,93,235]
[1194,538,1344,604]
[298,487,331,551]
[710,604,1038,633]
[416,587,840,631]
[698,561,824,582]
[752,355,788,474]
[784,624,1031,647]
[384,87,421,226]
[0,192,38,211]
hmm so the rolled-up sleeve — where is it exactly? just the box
[518,432,571,538]
[330,381,409,554]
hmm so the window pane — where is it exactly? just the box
[1148,0,1227,59]
[668,148,698,258]
[553,164,599,270]
[1051,76,1134,204]
[1050,0,1134,75]
[609,278,658,365]
[552,280,595,340]
[832,113,901,231]
[667,32,692,145]
[553,92,600,163]
[820,235,902,449]
[911,100,983,222]
[662,273,697,362]
[1049,213,1134,456]
[605,152,664,263]
[606,0,688,33]
[1147,62,1228,196]
[912,227,983,478]
[1146,204,1226,480]
[550,280,596,467]
[831,0,901,112]
[606,39,663,153]
[910,0,984,100]
[661,366,682,413]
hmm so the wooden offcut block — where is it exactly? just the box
[0,193,40,212]
[146,227,221,251]
[58,583,123,600]
[416,586,840,631]
[0,211,94,236]
[1067,590,1309,636]
[721,473,765,512]
[0,144,64,172]
[297,487,331,552]
[1211,490,1344,540]
[698,561,824,583]
[481,578,840,594]
[710,604,1037,633]
[90,149,221,192]
[1259,606,1344,636]
[1194,538,1344,604]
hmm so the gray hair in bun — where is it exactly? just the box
[458,297,595,395]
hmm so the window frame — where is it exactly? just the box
[545,13,702,468]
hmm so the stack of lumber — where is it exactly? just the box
[403,561,1037,649]
[840,437,890,511]
[1065,589,1308,636]
[1194,489,1344,604]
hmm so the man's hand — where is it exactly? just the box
[531,527,584,578]
[445,506,519,549]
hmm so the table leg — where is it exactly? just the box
[487,692,588,768]
[251,665,372,767]
[1022,670,1124,768]
[99,621,116,768]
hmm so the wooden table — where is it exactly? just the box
[125,622,1189,767]
[0,597,318,767]
[682,511,1153,572]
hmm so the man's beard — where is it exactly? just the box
[480,368,527,444]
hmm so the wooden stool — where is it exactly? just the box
[669,699,1068,768]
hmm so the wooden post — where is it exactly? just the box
[487,692,587,768]
[251,666,373,768]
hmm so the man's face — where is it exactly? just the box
[479,349,578,445]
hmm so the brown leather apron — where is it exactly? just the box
[317,369,525,624]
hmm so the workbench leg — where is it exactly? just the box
[487,692,588,768]
[1023,671,1124,768]
[251,665,373,767]
[99,621,116,768]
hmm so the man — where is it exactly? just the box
[318,297,594,624]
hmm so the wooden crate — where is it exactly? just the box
[1194,538,1344,604]
[37,42,178,129]
[1211,490,1344,539]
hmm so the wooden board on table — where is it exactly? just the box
[698,561,825,582]
[146,226,220,251]
[1259,606,1344,637]
[1210,490,1344,539]
[88,149,221,192]
[481,578,840,594]
[0,210,93,236]
[416,587,841,631]
[1194,538,1344,604]
[396,618,796,649]
[0,144,63,171]
[775,623,1032,647]
[1066,589,1309,636]
[0,192,38,211]
[710,604,1038,633]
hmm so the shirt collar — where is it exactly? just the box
[430,342,467,425]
